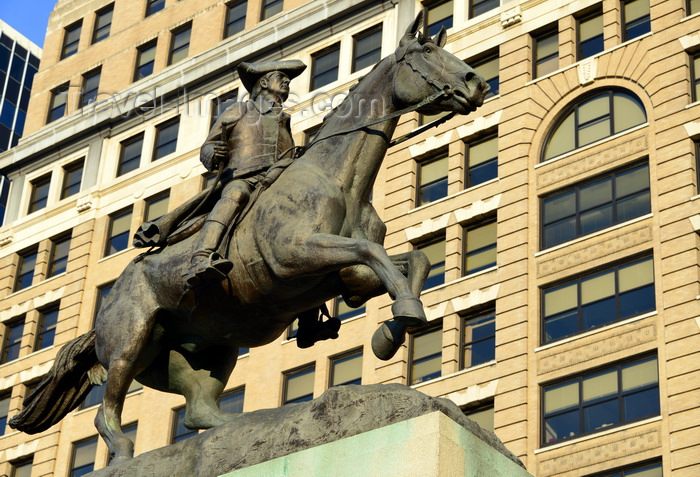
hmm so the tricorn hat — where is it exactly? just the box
[237,60,307,93]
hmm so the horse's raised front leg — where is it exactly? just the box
[337,251,431,361]
[273,234,428,326]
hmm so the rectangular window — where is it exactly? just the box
[61,21,82,59]
[623,0,651,41]
[417,235,446,290]
[36,304,59,350]
[330,349,362,386]
[105,207,133,257]
[462,308,495,368]
[1,318,25,364]
[92,4,114,44]
[465,133,497,187]
[304,125,321,145]
[283,365,315,404]
[146,0,166,17]
[118,134,144,176]
[219,388,245,414]
[464,218,497,275]
[690,0,700,16]
[426,0,453,36]
[28,174,51,214]
[334,296,365,320]
[81,377,140,410]
[48,233,71,277]
[212,89,238,126]
[153,117,179,160]
[61,160,84,199]
[463,401,495,432]
[409,325,442,384]
[171,407,197,442]
[81,68,101,108]
[168,24,191,66]
[542,255,655,344]
[0,392,10,436]
[535,28,559,78]
[691,52,699,103]
[225,0,247,38]
[542,163,651,249]
[311,44,340,91]
[14,248,37,291]
[70,437,97,476]
[470,0,499,18]
[47,83,69,123]
[471,51,499,99]
[93,281,114,324]
[10,457,33,477]
[417,150,448,206]
[145,191,169,222]
[578,8,604,60]
[543,355,659,445]
[589,459,662,477]
[352,26,382,73]
[695,140,700,194]
[134,41,157,81]
[261,0,283,20]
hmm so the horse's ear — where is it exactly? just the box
[399,11,424,47]
[433,26,447,48]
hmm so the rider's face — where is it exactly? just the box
[264,72,290,102]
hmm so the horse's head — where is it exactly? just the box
[393,12,489,115]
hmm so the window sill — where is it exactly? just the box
[534,415,662,454]
[409,179,500,215]
[411,360,497,390]
[685,100,700,110]
[680,11,700,22]
[535,213,653,257]
[98,246,136,263]
[3,271,68,301]
[534,311,657,352]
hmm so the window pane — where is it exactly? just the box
[583,369,618,402]
[545,409,579,443]
[61,162,84,199]
[627,463,663,477]
[119,136,143,176]
[312,46,339,90]
[544,283,577,317]
[584,398,619,432]
[146,0,165,16]
[106,209,132,255]
[580,271,615,305]
[353,27,382,72]
[225,0,247,38]
[544,309,578,342]
[171,409,197,442]
[331,352,362,386]
[544,381,579,413]
[0,393,10,436]
[219,389,244,414]
[261,0,283,19]
[146,193,169,222]
[427,0,453,35]
[469,135,497,167]
[543,190,576,225]
[37,307,59,349]
[12,459,33,477]
[623,387,659,421]
[154,119,179,159]
[49,235,71,277]
[466,221,496,252]
[613,93,646,132]
[618,258,654,293]
[15,250,37,291]
[463,310,495,367]
[413,329,442,360]
[418,238,445,288]
[616,164,650,198]
[411,328,442,384]
[622,357,658,391]
[285,367,314,403]
[465,405,494,432]
[544,113,575,159]
[335,296,365,320]
[465,221,497,274]
[93,6,113,43]
[579,178,612,211]
[71,438,97,476]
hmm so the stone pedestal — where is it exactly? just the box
[90,384,532,477]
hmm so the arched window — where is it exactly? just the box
[542,90,646,161]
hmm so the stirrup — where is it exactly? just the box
[186,252,233,286]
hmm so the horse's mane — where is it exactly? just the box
[310,32,435,140]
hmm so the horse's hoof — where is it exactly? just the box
[391,297,427,327]
[371,321,406,361]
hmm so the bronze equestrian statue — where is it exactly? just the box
[10,12,488,463]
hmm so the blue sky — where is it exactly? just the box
[0,0,57,47]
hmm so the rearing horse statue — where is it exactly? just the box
[10,12,488,463]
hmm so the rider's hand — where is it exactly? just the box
[210,140,229,163]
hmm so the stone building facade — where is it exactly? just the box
[0,0,698,476]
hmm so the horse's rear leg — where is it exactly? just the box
[168,344,239,429]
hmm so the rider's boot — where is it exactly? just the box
[186,219,234,287]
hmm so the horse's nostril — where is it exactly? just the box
[465,72,476,83]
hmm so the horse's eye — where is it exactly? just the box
[424,46,433,54]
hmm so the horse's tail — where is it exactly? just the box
[9,330,106,434]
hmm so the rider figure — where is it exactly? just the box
[186,60,306,286]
